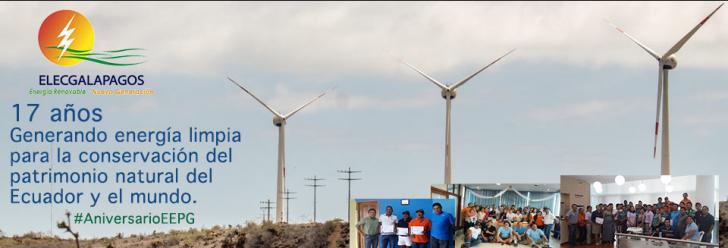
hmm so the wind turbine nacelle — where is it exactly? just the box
[273,116,286,126]
[662,55,677,70]
[441,89,456,99]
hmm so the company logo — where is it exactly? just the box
[38,10,145,66]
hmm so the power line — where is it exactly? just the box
[337,166,362,222]
[283,189,297,223]
[260,199,275,222]
[304,175,325,223]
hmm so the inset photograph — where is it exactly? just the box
[432,183,561,248]
[349,198,456,248]
[560,175,719,247]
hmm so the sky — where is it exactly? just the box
[1,1,727,238]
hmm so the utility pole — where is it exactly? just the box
[337,166,362,222]
[283,189,297,223]
[260,199,275,222]
[304,176,325,223]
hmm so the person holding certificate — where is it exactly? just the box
[379,206,399,248]
[591,204,603,245]
[409,209,431,248]
[397,211,412,248]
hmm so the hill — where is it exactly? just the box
[0,220,349,248]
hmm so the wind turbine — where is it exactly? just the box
[607,3,723,176]
[400,49,515,184]
[227,77,331,222]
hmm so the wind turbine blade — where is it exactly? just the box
[663,3,723,58]
[227,77,282,117]
[400,59,448,89]
[653,65,664,158]
[451,49,515,90]
[605,19,661,60]
[284,86,334,119]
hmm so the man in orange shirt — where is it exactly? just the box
[577,208,587,244]
[409,209,432,248]
[534,211,544,229]
[680,193,692,207]
[461,203,473,226]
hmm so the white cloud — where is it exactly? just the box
[387,142,437,153]
[689,89,728,102]
[3,2,727,78]
[330,91,437,111]
[692,127,712,137]
[527,99,649,121]
[219,81,438,115]
[681,113,728,125]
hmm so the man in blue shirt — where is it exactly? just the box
[682,216,700,242]
[497,221,517,246]
[526,223,548,247]
[430,202,454,248]
[566,204,578,246]
[670,205,681,238]
[513,223,528,244]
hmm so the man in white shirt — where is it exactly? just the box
[542,208,556,242]
[507,211,518,222]
[465,221,483,247]
[585,206,593,245]
[644,207,654,232]
[379,206,399,248]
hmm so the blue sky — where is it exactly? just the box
[1,1,727,237]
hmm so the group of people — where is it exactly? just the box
[356,203,455,248]
[461,203,556,247]
[355,202,559,248]
[564,193,716,246]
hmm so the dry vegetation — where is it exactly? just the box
[0,220,349,248]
